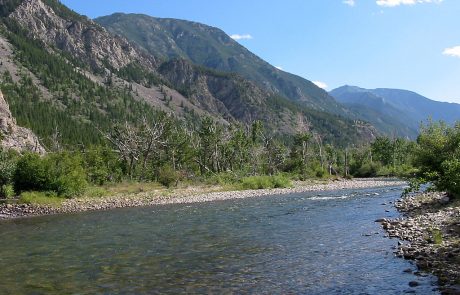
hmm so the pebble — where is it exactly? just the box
[379,191,460,289]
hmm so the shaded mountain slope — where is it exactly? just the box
[330,86,460,139]
[95,13,348,114]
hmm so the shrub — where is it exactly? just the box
[409,121,460,198]
[355,162,381,178]
[13,153,47,193]
[241,175,292,190]
[271,174,292,188]
[45,152,87,198]
[14,152,87,198]
[84,146,122,185]
[0,149,17,198]
[158,165,179,188]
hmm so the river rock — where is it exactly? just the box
[408,281,419,287]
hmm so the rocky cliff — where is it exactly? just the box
[0,90,45,154]
[10,0,157,70]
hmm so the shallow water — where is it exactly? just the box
[0,186,439,294]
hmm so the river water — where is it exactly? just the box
[0,186,439,294]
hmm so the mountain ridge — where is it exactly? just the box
[0,0,376,149]
[95,13,348,114]
[330,85,460,139]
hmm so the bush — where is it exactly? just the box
[158,165,179,188]
[410,121,460,198]
[84,146,122,185]
[45,152,87,198]
[241,175,292,190]
[206,172,240,186]
[13,152,87,198]
[13,153,47,193]
[271,174,292,188]
[355,162,381,177]
[0,149,17,198]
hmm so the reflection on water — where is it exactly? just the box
[0,186,439,294]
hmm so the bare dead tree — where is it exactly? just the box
[139,116,168,179]
[313,132,325,170]
[101,122,143,179]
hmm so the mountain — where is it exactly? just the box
[0,89,45,154]
[330,86,460,138]
[0,0,376,150]
[95,13,348,114]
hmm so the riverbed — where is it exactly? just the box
[0,185,439,294]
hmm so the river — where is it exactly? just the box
[0,185,439,294]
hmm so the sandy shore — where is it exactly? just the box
[378,192,460,294]
[0,178,405,220]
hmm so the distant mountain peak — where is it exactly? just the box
[330,85,460,138]
[95,13,345,113]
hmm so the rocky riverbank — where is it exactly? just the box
[378,192,460,294]
[0,178,404,220]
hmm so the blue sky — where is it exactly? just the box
[61,0,460,103]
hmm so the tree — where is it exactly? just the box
[0,149,17,198]
[410,121,460,197]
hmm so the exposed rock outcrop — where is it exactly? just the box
[10,0,157,70]
[0,90,46,154]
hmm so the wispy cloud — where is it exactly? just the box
[230,34,253,40]
[313,81,328,90]
[376,0,443,7]
[443,46,460,58]
[275,66,283,70]
[343,0,356,6]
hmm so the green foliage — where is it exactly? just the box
[83,146,122,185]
[355,162,382,178]
[84,186,108,198]
[431,228,443,245]
[240,175,292,190]
[117,62,162,87]
[45,152,87,198]
[411,121,460,197]
[14,153,47,193]
[1,19,161,147]
[13,152,87,198]
[0,149,17,197]
[158,165,180,188]
[0,0,24,18]
[18,191,64,207]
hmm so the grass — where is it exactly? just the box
[431,228,443,245]
[84,186,109,198]
[240,175,292,190]
[102,181,163,195]
[18,191,65,207]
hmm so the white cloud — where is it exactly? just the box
[376,0,442,7]
[343,0,356,6]
[313,81,328,89]
[275,66,283,70]
[230,34,253,40]
[443,46,460,58]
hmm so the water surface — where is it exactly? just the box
[0,186,439,294]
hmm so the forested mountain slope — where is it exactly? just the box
[96,13,348,114]
[0,0,376,151]
[331,86,460,139]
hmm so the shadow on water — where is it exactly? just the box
[0,186,439,294]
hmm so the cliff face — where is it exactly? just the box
[0,90,45,154]
[10,0,157,70]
